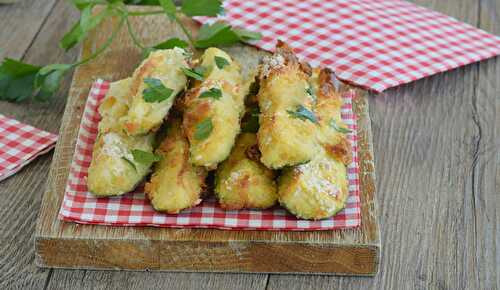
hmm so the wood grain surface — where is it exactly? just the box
[0,0,499,289]
[33,6,379,275]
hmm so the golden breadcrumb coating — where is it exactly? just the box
[215,133,278,210]
[145,118,207,213]
[183,48,245,169]
[123,48,188,135]
[257,41,319,169]
[87,79,155,196]
[278,68,351,220]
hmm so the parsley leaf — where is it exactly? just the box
[34,64,72,102]
[194,21,240,48]
[153,37,189,49]
[329,119,352,134]
[233,28,262,42]
[142,77,174,102]
[121,156,137,171]
[158,0,176,20]
[199,87,222,100]
[60,5,111,51]
[241,106,260,133]
[0,58,41,102]
[306,87,317,103]
[287,105,318,124]
[131,149,161,166]
[181,0,223,17]
[182,67,205,81]
[194,118,213,141]
[214,56,229,69]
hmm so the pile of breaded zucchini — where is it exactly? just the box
[87,41,352,220]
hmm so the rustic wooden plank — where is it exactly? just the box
[0,0,58,60]
[0,0,79,289]
[47,270,268,290]
[34,5,379,275]
[268,0,499,289]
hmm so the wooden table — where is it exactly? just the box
[0,0,498,289]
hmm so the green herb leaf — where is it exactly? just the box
[194,118,213,141]
[181,0,223,17]
[153,37,189,49]
[241,106,260,133]
[60,6,110,51]
[194,21,240,48]
[122,156,137,171]
[329,119,351,134]
[182,67,205,81]
[306,87,317,103]
[0,58,41,102]
[34,64,71,102]
[142,77,174,102]
[233,28,262,42]
[69,0,106,10]
[287,105,318,124]
[131,149,161,166]
[199,87,222,100]
[214,56,229,69]
[158,0,176,20]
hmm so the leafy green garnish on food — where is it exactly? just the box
[214,56,229,69]
[122,156,137,171]
[182,67,206,81]
[329,119,352,133]
[142,77,173,102]
[194,118,213,140]
[131,149,161,167]
[181,0,223,17]
[199,87,222,100]
[241,106,260,133]
[305,87,317,103]
[152,37,189,49]
[233,28,263,42]
[287,105,318,124]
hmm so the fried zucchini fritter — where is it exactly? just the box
[215,133,278,210]
[278,68,351,220]
[123,48,188,135]
[257,41,319,169]
[183,48,245,169]
[145,119,207,213]
[87,79,156,196]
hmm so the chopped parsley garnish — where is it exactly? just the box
[306,87,317,103]
[214,56,229,69]
[194,118,213,141]
[329,119,352,133]
[182,66,206,81]
[131,149,161,167]
[199,87,222,100]
[142,78,173,103]
[287,105,318,124]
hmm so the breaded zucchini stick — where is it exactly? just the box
[215,133,278,210]
[183,48,245,169]
[87,78,156,196]
[145,118,207,213]
[257,41,319,169]
[278,68,351,220]
[123,48,188,135]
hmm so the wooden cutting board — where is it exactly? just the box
[35,6,380,275]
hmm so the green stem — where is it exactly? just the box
[173,16,195,47]
[125,16,145,49]
[72,17,126,67]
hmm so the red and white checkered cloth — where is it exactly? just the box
[0,114,57,181]
[197,0,500,92]
[58,80,361,230]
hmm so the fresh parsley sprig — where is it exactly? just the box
[0,0,261,103]
[287,105,319,124]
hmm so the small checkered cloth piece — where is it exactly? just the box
[0,114,57,181]
[58,80,361,230]
[197,0,500,92]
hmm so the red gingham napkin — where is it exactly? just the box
[58,80,361,230]
[0,114,57,181]
[197,0,500,92]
